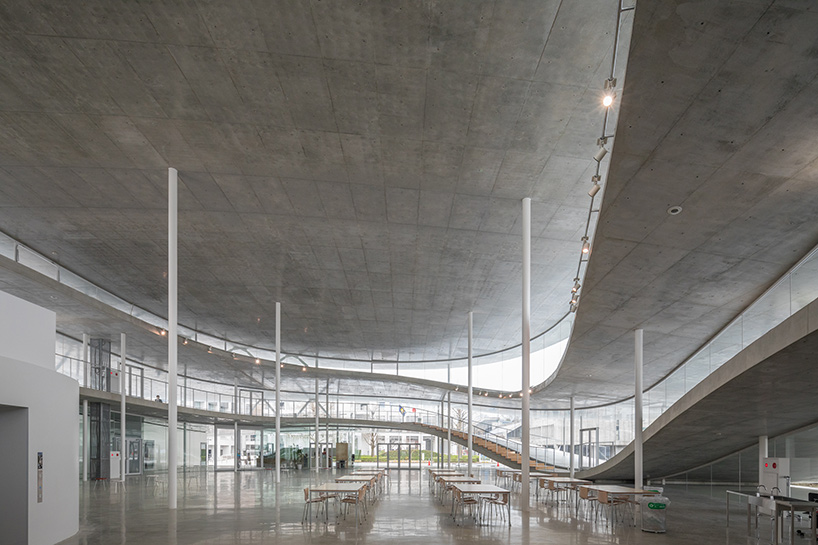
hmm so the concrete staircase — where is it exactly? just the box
[417,422,549,470]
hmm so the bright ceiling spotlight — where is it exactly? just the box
[160,329,166,336]
[602,93,614,107]
[571,279,581,293]
[254,358,261,364]
[581,236,590,255]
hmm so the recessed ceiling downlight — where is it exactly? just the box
[667,205,683,216]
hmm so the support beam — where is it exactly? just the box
[521,197,531,507]
[467,311,473,477]
[569,396,575,478]
[275,302,281,484]
[167,167,178,510]
[120,332,126,483]
[635,328,644,489]
[314,376,319,471]
[82,333,89,389]
[82,398,89,482]
[447,361,452,468]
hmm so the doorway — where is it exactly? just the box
[125,438,142,475]
[238,389,264,416]
[0,405,27,545]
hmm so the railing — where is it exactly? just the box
[38,228,818,471]
[3,229,571,392]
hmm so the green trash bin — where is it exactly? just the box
[641,496,669,533]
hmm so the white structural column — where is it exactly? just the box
[325,385,330,468]
[168,167,179,509]
[521,197,531,507]
[759,435,768,485]
[234,421,239,471]
[314,377,319,471]
[275,302,281,483]
[467,311,473,477]
[83,333,89,388]
[82,399,89,481]
[569,396,575,478]
[447,361,452,469]
[120,332,127,483]
[634,328,644,489]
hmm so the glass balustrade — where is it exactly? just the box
[8,226,818,470]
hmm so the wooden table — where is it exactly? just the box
[452,483,512,527]
[429,469,464,488]
[308,482,368,524]
[335,475,379,501]
[352,469,388,490]
[540,476,591,506]
[436,475,481,502]
[579,485,659,527]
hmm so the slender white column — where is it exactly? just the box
[315,377,319,471]
[120,332,127,482]
[521,197,531,507]
[446,360,452,468]
[275,302,281,484]
[447,392,451,468]
[467,311,473,477]
[168,167,178,509]
[635,328,644,488]
[82,398,89,481]
[325,386,330,468]
[234,421,239,472]
[569,396,575,478]
[82,333,89,388]
[759,435,768,486]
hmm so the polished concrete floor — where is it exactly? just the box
[58,466,792,544]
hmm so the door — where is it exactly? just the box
[238,428,262,469]
[126,438,142,475]
[215,427,235,470]
[239,389,264,416]
[126,365,143,399]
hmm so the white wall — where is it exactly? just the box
[0,290,56,370]
[0,291,78,544]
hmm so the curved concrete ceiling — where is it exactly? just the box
[0,253,542,409]
[0,0,625,365]
[581,299,818,482]
[544,0,818,406]
[1,0,817,413]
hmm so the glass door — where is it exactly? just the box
[126,364,143,399]
[238,427,262,469]
[215,427,236,470]
[126,438,142,475]
[239,389,264,416]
